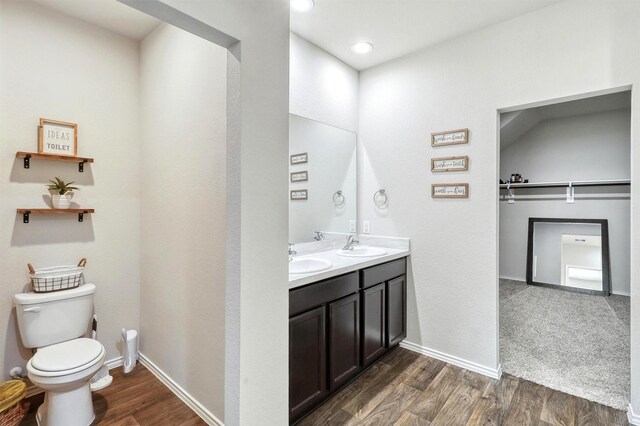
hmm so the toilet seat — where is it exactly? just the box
[29,338,105,377]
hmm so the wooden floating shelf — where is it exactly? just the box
[16,152,94,172]
[17,208,95,224]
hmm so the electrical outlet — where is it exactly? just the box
[349,220,356,233]
[363,220,370,234]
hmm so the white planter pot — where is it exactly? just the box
[52,194,71,209]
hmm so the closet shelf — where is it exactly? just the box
[17,208,94,224]
[16,152,94,172]
[499,179,630,189]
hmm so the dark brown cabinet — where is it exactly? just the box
[328,293,360,390]
[387,275,407,347]
[289,257,407,424]
[289,306,327,421]
[362,283,386,366]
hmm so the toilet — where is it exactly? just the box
[14,283,106,426]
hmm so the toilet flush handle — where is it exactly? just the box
[23,307,41,313]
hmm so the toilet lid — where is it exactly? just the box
[31,338,104,372]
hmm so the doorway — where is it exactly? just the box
[497,88,631,409]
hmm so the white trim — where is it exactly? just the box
[139,353,223,426]
[612,290,631,297]
[628,403,640,425]
[499,276,525,283]
[26,356,124,398]
[400,340,502,380]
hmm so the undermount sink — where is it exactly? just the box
[336,246,388,258]
[289,257,333,274]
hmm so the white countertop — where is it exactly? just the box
[289,246,410,289]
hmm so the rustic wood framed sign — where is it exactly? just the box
[432,183,469,198]
[290,152,308,165]
[431,128,468,147]
[38,118,78,156]
[290,171,308,183]
[290,189,308,200]
[431,156,469,172]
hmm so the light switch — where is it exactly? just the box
[363,220,370,234]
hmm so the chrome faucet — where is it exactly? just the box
[342,235,359,250]
[314,231,325,241]
[288,243,297,261]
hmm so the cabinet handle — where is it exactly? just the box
[23,307,41,313]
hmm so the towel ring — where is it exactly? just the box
[373,189,388,207]
[333,190,345,207]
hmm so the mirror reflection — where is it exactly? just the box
[289,114,357,243]
[528,219,610,293]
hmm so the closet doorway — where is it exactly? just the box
[497,89,631,410]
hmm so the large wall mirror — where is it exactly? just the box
[526,218,611,295]
[289,114,357,243]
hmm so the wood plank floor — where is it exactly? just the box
[22,364,206,426]
[298,347,629,426]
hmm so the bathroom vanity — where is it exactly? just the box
[289,253,409,423]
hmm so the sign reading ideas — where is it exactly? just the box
[432,183,469,199]
[38,119,77,156]
[431,128,468,147]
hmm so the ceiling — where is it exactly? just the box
[30,0,161,41]
[291,0,562,70]
[500,91,631,149]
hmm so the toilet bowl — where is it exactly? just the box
[28,338,106,426]
[14,284,106,426]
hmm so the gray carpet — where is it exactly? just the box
[500,279,630,410]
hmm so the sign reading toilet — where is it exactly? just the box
[38,118,78,157]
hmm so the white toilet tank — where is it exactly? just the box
[14,283,96,348]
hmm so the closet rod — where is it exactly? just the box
[499,179,630,189]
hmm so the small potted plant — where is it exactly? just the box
[47,177,79,209]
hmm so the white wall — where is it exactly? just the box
[125,1,291,424]
[139,22,226,420]
[358,1,640,406]
[290,32,359,133]
[0,0,140,375]
[500,110,631,294]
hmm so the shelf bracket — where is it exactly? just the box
[566,183,575,204]
[79,160,87,172]
[78,213,84,222]
[23,211,30,224]
[23,154,31,169]
[507,184,515,204]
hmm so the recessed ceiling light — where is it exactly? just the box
[291,0,314,13]
[351,42,374,54]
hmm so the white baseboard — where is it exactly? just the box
[26,355,124,398]
[139,353,223,426]
[612,290,631,297]
[628,403,640,425]
[400,340,502,380]
[499,276,525,283]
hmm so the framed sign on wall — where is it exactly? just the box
[431,128,468,147]
[290,190,308,200]
[432,183,469,198]
[290,171,308,182]
[431,156,469,172]
[38,118,78,156]
[290,152,308,165]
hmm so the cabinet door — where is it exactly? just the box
[289,306,327,421]
[387,275,407,347]
[328,293,360,390]
[362,283,386,366]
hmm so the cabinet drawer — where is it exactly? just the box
[290,272,359,317]
[361,258,406,289]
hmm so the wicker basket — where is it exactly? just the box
[0,380,27,426]
[28,258,87,293]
